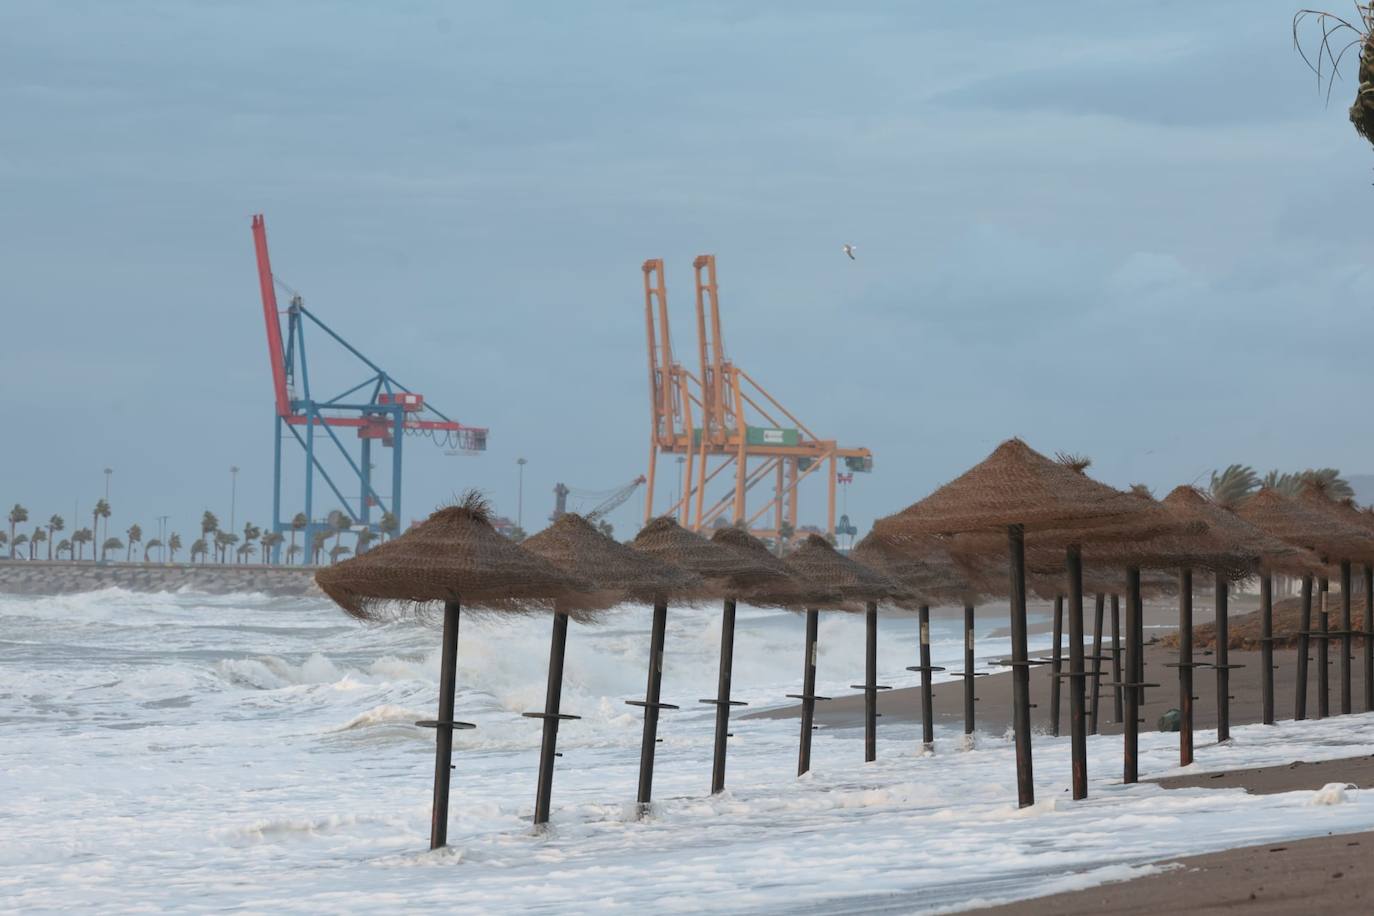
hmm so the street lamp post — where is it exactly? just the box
[230,466,240,535]
[157,515,170,562]
[516,458,528,530]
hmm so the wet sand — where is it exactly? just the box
[1148,753,1374,794]
[967,829,1371,914]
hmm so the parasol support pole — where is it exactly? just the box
[1365,564,1374,713]
[430,600,461,850]
[1295,575,1313,720]
[964,604,977,735]
[1260,574,1274,725]
[635,601,670,810]
[1317,577,1329,721]
[1176,568,1194,765]
[1124,567,1141,784]
[707,598,741,794]
[797,608,821,776]
[1110,593,1124,724]
[1341,561,1353,716]
[1090,592,1105,735]
[907,604,943,749]
[1050,595,1064,738]
[530,610,573,826]
[863,601,880,761]
[1066,545,1088,800]
[1008,524,1035,807]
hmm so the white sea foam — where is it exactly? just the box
[3,590,1373,913]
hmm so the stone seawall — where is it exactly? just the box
[0,560,322,597]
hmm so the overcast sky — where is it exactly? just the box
[2,0,1371,547]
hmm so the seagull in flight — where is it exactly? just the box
[842,243,857,260]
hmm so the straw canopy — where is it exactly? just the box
[315,492,591,621]
[631,517,773,598]
[1235,487,1373,562]
[1161,486,1321,576]
[784,534,898,607]
[1075,488,1256,579]
[707,526,807,604]
[874,438,1181,540]
[1292,486,1374,565]
[522,512,703,606]
[852,532,980,607]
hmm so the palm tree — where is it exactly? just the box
[355,527,376,554]
[47,515,64,560]
[72,527,93,560]
[0,532,7,557]
[100,537,123,561]
[237,540,255,564]
[1262,468,1353,499]
[29,527,47,559]
[242,522,261,559]
[325,510,350,554]
[92,499,111,554]
[776,521,795,557]
[200,511,219,562]
[143,538,162,562]
[1209,464,1259,509]
[125,524,142,562]
[8,503,28,551]
[328,543,352,563]
[10,533,26,559]
[168,533,182,562]
[190,538,207,563]
[260,530,283,563]
[289,513,307,562]
[596,520,614,539]
[379,511,399,542]
[311,530,329,565]
[55,539,71,559]
[216,531,238,564]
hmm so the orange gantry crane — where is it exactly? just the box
[643,255,872,546]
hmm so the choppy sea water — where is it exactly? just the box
[3,589,1373,914]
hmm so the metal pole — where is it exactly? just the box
[1260,574,1274,725]
[796,608,821,776]
[1050,594,1064,738]
[304,409,316,563]
[1124,567,1141,784]
[1066,545,1087,800]
[430,600,460,849]
[864,601,878,761]
[709,598,739,793]
[272,416,283,563]
[391,409,404,531]
[517,457,527,531]
[1296,574,1313,720]
[918,605,936,749]
[1090,592,1105,735]
[1365,564,1374,713]
[1111,593,1123,724]
[230,465,238,536]
[964,604,977,735]
[1008,524,1034,807]
[1317,577,1330,720]
[636,601,669,808]
[532,610,570,825]
[1177,568,1194,766]
[1340,560,1353,716]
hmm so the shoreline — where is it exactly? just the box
[0,558,321,597]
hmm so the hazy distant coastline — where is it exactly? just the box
[0,559,320,597]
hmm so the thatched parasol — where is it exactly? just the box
[314,493,590,851]
[851,532,985,750]
[623,516,749,810]
[874,439,1186,803]
[781,534,898,773]
[704,526,808,792]
[1162,485,1323,733]
[1294,485,1374,717]
[1320,497,1374,713]
[316,495,588,621]
[1237,486,1374,722]
[520,513,702,825]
